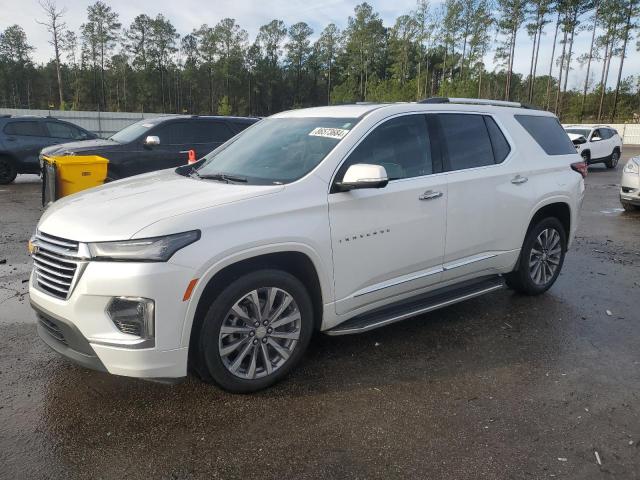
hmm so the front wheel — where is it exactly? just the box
[621,201,638,212]
[506,217,567,295]
[0,157,17,184]
[195,269,314,393]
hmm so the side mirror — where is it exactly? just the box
[591,136,601,142]
[336,164,388,191]
[144,135,160,146]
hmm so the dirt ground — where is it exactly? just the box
[1,147,639,479]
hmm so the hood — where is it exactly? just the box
[566,133,585,142]
[41,138,119,157]
[38,169,284,241]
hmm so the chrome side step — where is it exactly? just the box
[325,276,505,336]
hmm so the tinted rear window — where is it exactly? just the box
[485,117,511,163]
[4,121,42,136]
[515,115,575,155]
[439,113,494,171]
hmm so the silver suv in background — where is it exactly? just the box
[564,125,623,169]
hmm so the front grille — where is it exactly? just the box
[38,315,67,345]
[32,231,82,300]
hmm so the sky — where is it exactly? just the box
[1,0,637,91]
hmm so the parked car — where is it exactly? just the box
[29,98,585,392]
[564,125,623,168]
[0,115,96,184]
[620,156,640,211]
[40,115,259,203]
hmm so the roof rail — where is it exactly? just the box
[418,97,539,109]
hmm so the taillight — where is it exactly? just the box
[571,161,588,178]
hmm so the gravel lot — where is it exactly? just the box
[1,147,639,480]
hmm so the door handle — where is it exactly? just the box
[511,175,528,185]
[419,190,443,200]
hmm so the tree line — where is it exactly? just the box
[0,0,638,122]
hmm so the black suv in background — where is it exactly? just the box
[0,116,96,183]
[41,115,259,182]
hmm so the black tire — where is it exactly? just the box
[0,156,17,184]
[505,217,567,295]
[581,151,590,163]
[606,149,619,169]
[621,201,638,212]
[195,269,314,393]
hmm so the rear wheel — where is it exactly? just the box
[606,150,619,169]
[506,217,567,295]
[195,269,314,393]
[0,157,17,184]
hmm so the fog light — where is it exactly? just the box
[106,297,155,340]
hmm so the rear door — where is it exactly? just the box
[329,113,447,315]
[3,120,51,170]
[438,112,528,281]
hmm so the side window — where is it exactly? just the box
[591,129,602,141]
[4,121,43,136]
[514,115,576,155]
[338,115,432,181]
[439,113,494,171]
[46,121,78,139]
[600,128,612,140]
[150,122,180,144]
[231,121,252,133]
[484,117,511,164]
[190,121,234,143]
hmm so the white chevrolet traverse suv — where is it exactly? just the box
[29,98,585,392]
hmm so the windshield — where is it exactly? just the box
[195,117,359,184]
[109,119,160,143]
[565,128,590,138]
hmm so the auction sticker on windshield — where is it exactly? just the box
[309,127,349,140]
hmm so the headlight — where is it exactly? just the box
[623,159,639,175]
[88,230,200,261]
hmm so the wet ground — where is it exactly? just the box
[1,148,639,480]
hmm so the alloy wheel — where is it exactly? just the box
[611,151,619,168]
[218,287,301,380]
[528,228,562,286]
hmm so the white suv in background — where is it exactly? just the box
[29,98,585,392]
[564,125,623,168]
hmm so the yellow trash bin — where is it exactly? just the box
[42,155,109,202]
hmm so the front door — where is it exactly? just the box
[589,128,608,159]
[329,114,447,316]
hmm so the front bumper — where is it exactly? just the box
[34,301,107,372]
[30,260,195,379]
[620,170,640,205]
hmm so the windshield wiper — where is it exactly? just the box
[197,172,248,183]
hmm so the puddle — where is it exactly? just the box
[599,208,625,215]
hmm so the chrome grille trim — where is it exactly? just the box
[37,232,79,250]
[32,260,74,279]
[32,231,87,300]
